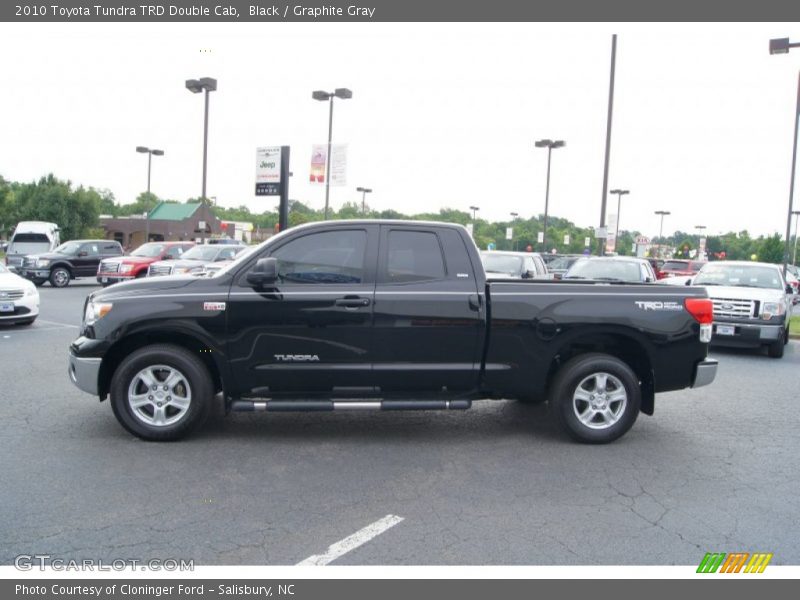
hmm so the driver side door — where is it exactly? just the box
[226,226,378,397]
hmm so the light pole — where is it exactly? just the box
[469,205,480,221]
[510,212,519,250]
[793,211,800,265]
[655,210,671,242]
[313,88,353,220]
[534,139,565,253]
[609,188,629,251]
[356,187,372,214]
[185,78,217,204]
[136,146,164,243]
[769,37,800,276]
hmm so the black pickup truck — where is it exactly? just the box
[68,220,717,443]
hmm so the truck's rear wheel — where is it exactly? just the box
[110,344,212,441]
[549,353,641,444]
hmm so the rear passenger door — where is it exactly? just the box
[372,226,484,393]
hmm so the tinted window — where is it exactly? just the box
[387,231,445,283]
[103,244,122,255]
[272,230,367,284]
[81,243,100,256]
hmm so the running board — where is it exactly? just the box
[230,399,472,412]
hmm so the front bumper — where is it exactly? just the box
[68,351,101,396]
[692,359,718,388]
[20,269,50,280]
[0,295,39,321]
[710,321,783,347]
[97,274,134,284]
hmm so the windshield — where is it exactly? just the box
[180,246,220,261]
[565,259,643,282]
[54,242,82,255]
[548,256,580,271]
[131,243,165,258]
[694,264,784,290]
[482,254,523,275]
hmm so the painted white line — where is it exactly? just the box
[36,319,80,329]
[296,515,404,566]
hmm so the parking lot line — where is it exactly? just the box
[296,515,404,566]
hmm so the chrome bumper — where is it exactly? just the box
[692,359,718,388]
[68,352,101,396]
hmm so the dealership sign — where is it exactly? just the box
[255,146,282,196]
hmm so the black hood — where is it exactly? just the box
[93,274,202,300]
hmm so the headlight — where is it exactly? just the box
[25,286,37,297]
[36,259,50,267]
[84,300,113,324]
[761,302,786,320]
[119,263,134,274]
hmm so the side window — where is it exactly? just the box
[272,230,367,284]
[386,230,446,283]
[103,244,121,255]
[81,243,99,256]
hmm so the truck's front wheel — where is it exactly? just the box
[109,344,212,441]
[549,353,641,444]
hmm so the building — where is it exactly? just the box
[100,202,223,249]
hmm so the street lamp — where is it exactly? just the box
[136,146,164,243]
[185,77,217,205]
[609,188,629,251]
[469,205,480,221]
[655,210,671,242]
[534,139,565,253]
[312,88,353,220]
[769,38,800,276]
[356,187,372,214]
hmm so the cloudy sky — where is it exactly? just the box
[1,21,799,238]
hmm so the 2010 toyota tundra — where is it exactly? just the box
[68,220,717,443]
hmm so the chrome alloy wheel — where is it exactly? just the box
[572,371,627,430]
[127,365,192,427]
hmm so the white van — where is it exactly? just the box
[5,221,60,272]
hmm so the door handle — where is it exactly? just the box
[468,294,481,311]
[335,296,371,308]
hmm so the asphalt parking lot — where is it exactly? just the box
[1,281,799,566]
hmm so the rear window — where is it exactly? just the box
[11,233,49,243]
[662,260,690,271]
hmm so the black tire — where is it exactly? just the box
[49,267,71,288]
[549,353,641,444]
[767,332,786,359]
[109,344,212,441]
[136,271,147,278]
[31,279,45,287]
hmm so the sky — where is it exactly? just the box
[1,21,799,239]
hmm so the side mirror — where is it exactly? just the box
[685,279,693,286]
[246,257,278,286]
[786,284,794,295]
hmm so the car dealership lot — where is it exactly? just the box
[1,283,799,565]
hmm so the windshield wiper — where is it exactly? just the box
[563,275,586,279]
[591,277,626,282]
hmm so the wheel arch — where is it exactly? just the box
[98,330,225,400]
[545,329,656,415]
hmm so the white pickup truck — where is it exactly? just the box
[692,261,794,358]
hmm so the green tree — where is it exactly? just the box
[758,233,784,264]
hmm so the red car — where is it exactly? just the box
[97,241,195,286]
[658,259,706,280]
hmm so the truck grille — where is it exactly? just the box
[23,257,37,267]
[0,288,25,300]
[6,256,23,267]
[148,265,172,276]
[712,298,756,319]
[99,261,119,273]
